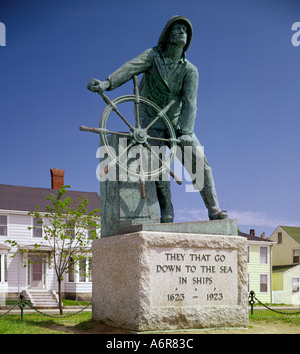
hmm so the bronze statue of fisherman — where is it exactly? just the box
[87,16,227,222]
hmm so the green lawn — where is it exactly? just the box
[0,312,92,334]
[0,310,299,334]
[249,309,300,327]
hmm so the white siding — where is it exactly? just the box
[9,214,32,243]
[0,210,92,298]
[65,282,92,293]
[6,252,27,293]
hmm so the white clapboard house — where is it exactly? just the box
[0,169,100,307]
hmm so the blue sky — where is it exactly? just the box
[1,0,300,237]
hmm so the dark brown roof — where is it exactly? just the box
[0,184,100,215]
[238,231,273,242]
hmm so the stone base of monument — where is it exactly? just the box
[92,220,248,332]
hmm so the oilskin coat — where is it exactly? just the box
[107,46,199,136]
[106,45,223,220]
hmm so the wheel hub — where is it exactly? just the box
[133,128,148,143]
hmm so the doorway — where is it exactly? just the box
[28,255,46,289]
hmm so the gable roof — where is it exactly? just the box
[0,184,100,215]
[280,226,300,245]
[273,264,300,273]
[238,231,273,243]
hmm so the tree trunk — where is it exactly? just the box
[58,279,63,315]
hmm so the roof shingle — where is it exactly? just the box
[0,184,100,215]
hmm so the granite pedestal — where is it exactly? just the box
[92,220,248,331]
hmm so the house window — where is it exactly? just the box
[88,221,99,240]
[67,257,91,283]
[260,274,268,293]
[293,249,300,264]
[0,254,7,282]
[33,217,43,238]
[0,216,7,236]
[65,219,75,239]
[68,258,75,282]
[260,246,268,264]
[88,258,92,282]
[292,278,300,293]
[278,232,282,244]
[247,246,250,263]
[88,226,94,239]
[79,258,86,282]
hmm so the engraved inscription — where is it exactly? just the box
[150,247,238,307]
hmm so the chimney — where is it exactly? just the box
[261,232,266,239]
[250,229,255,236]
[50,168,65,189]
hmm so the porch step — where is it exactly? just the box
[24,290,60,308]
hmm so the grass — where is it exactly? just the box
[0,308,299,334]
[62,299,90,306]
[0,298,92,334]
[0,312,92,334]
[250,309,300,327]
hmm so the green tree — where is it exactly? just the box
[8,185,100,314]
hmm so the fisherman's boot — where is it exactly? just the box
[200,187,228,220]
[200,158,228,220]
[155,180,174,223]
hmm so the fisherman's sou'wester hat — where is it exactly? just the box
[158,16,193,52]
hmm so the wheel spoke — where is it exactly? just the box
[133,76,141,128]
[144,142,182,185]
[100,141,136,177]
[144,100,175,131]
[97,90,135,131]
[147,135,180,144]
[139,145,146,199]
[80,126,132,138]
[113,108,135,131]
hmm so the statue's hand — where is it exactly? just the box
[87,78,110,93]
[178,134,193,146]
